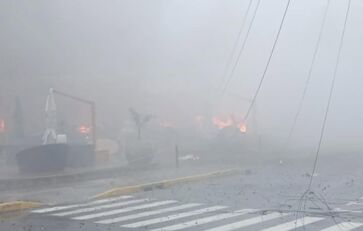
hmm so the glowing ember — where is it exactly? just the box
[238,123,247,133]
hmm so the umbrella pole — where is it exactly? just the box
[52,89,97,151]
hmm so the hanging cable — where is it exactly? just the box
[296,2,352,222]
[220,0,262,97]
[242,0,292,123]
[281,0,331,155]
[307,0,352,191]
[219,0,253,87]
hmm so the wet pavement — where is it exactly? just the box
[1,152,363,230]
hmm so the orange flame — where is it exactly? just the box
[212,116,233,129]
[212,115,247,133]
[0,119,5,133]
[79,125,91,134]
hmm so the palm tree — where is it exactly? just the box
[128,108,152,140]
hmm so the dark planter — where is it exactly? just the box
[16,144,69,174]
[67,145,95,168]
[5,145,33,166]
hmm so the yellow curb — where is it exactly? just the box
[94,168,239,199]
[0,201,42,213]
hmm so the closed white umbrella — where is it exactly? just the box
[42,88,57,144]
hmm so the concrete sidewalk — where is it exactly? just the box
[0,162,130,191]
[0,160,238,205]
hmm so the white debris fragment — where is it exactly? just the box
[179,154,200,161]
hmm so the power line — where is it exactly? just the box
[307,0,352,191]
[220,0,262,97]
[242,0,292,123]
[281,0,331,154]
[219,0,253,87]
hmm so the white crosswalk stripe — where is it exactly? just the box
[31,195,133,214]
[259,216,324,231]
[150,209,257,231]
[122,206,227,228]
[346,202,362,206]
[96,203,201,224]
[32,196,363,231]
[51,198,150,216]
[205,212,288,231]
[320,222,363,231]
[72,200,177,220]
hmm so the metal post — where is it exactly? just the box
[252,99,261,149]
[91,102,97,152]
[175,145,179,169]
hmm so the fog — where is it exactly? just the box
[1,0,363,157]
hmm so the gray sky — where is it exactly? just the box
[1,0,363,151]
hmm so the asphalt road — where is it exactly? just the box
[2,152,363,231]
